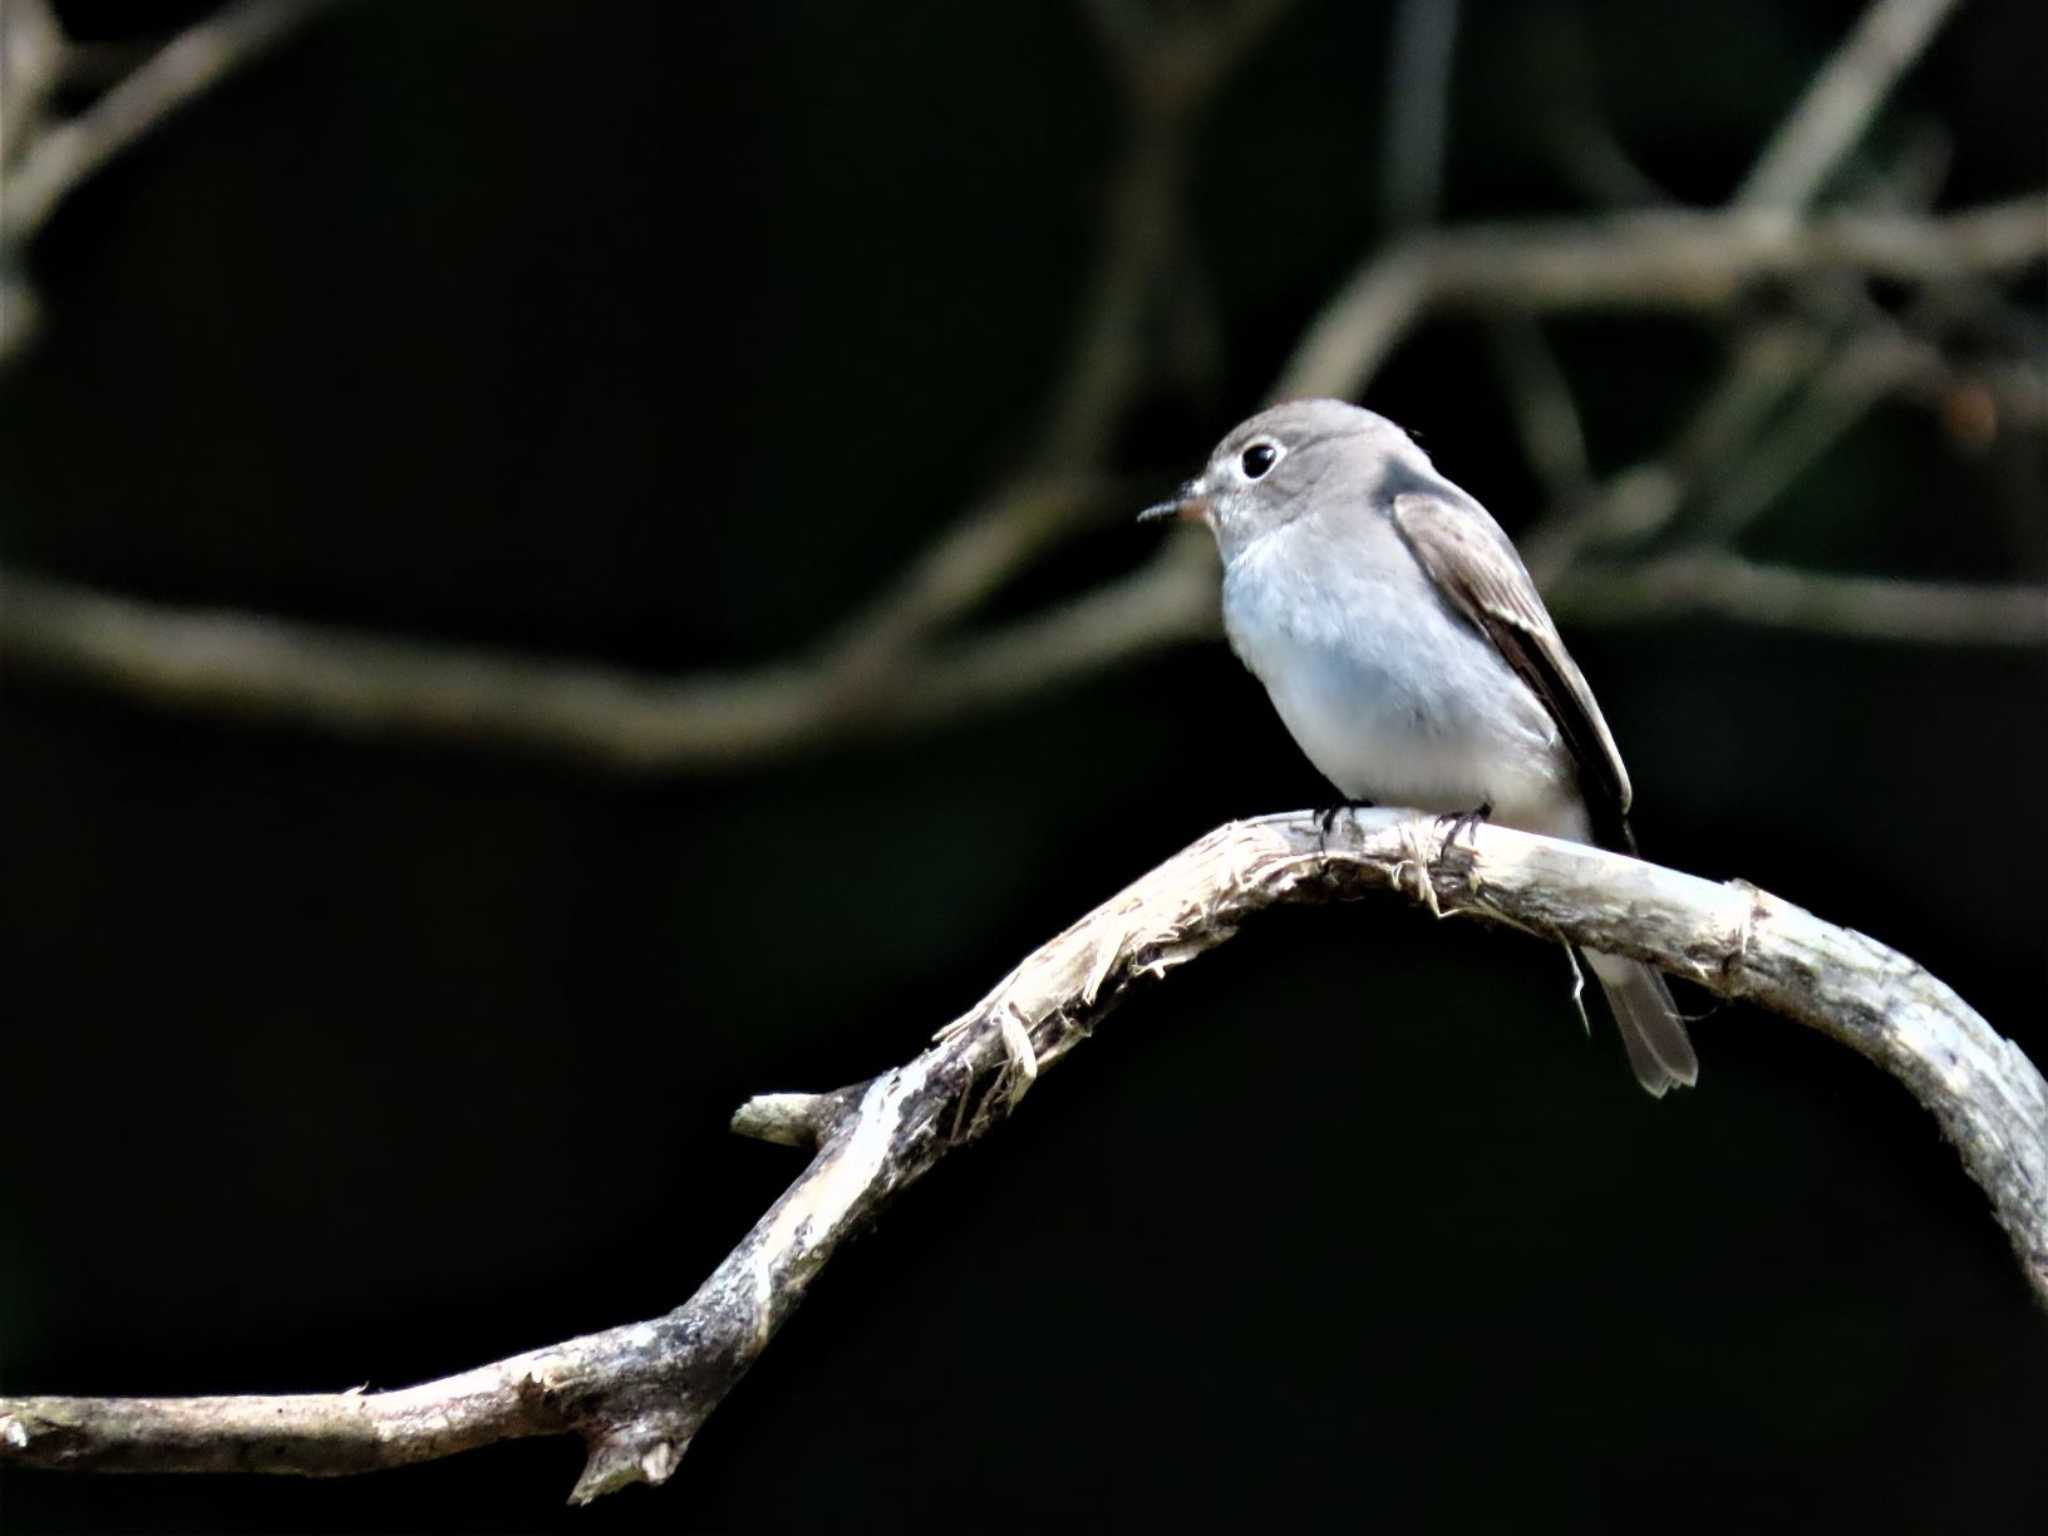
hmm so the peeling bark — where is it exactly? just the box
[4,809,2042,1502]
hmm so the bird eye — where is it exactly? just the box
[1240,442,1279,479]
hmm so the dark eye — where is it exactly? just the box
[1241,443,1278,479]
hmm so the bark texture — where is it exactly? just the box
[4,809,2042,1503]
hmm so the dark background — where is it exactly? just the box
[3,1,2044,1531]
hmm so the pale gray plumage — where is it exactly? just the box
[1144,397,1697,1095]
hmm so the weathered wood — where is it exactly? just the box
[4,809,2042,1503]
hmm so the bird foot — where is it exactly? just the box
[1316,797,1376,849]
[1433,801,1492,862]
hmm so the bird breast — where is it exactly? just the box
[1219,519,1578,832]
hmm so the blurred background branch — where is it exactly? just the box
[2,0,2040,772]
[1380,0,1460,232]
[2,200,2037,761]
[1549,555,2048,646]
[0,0,2039,774]
[824,0,1298,681]
[1272,197,2046,398]
[1734,0,1962,212]
[1,0,340,362]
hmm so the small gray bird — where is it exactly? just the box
[1142,397,1698,1096]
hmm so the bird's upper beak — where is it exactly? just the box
[1138,478,1212,525]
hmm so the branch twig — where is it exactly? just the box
[5,809,2042,1499]
[1,0,67,165]
[1486,314,1591,503]
[1380,0,1461,231]
[1547,552,2048,646]
[1516,324,1831,584]
[1735,0,1963,211]
[1276,195,2048,403]
[0,0,341,363]
[1513,0,1971,583]
[4,0,338,238]
[831,0,1297,673]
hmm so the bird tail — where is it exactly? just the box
[1585,950,1698,1097]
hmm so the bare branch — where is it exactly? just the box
[1549,553,2048,647]
[1549,108,1674,210]
[1,0,67,162]
[1,21,2036,774]
[1083,0,1299,114]
[1277,195,2048,403]
[0,552,1219,771]
[1486,315,1591,502]
[6,810,2042,1499]
[1736,0,1963,211]
[1381,0,1461,231]
[1519,27,1971,580]
[7,214,2042,770]
[9,216,2041,774]
[0,0,341,364]
[809,0,1298,676]
[1687,286,2048,546]
[1517,324,1832,585]
[810,479,1121,675]
[1688,334,1915,542]
[729,1089,861,1148]
[1512,222,2042,592]
[4,0,339,239]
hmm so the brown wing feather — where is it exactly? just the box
[1390,491,1635,847]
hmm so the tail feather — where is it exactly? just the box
[1585,951,1698,1097]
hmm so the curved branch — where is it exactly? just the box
[5,810,2041,1501]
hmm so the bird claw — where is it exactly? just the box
[1433,801,1492,862]
[1316,797,1375,849]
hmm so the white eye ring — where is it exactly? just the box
[1239,440,1283,480]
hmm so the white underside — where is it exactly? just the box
[1221,515,1586,840]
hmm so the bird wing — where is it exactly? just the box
[1390,490,1635,844]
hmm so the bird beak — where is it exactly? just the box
[1138,479,1211,525]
